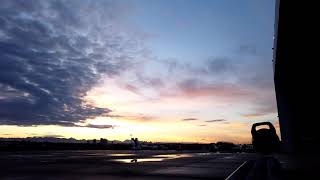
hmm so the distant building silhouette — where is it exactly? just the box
[100,138,108,145]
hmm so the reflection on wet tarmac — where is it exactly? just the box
[113,158,165,163]
[108,153,134,156]
[153,154,192,158]
[111,154,193,163]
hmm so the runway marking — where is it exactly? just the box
[225,161,248,180]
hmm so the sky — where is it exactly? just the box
[0,0,277,143]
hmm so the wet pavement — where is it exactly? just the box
[0,150,256,179]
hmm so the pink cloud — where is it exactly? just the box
[177,79,254,99]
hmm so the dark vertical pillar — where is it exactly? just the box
[273,0,295,153]
[273,0,319,173]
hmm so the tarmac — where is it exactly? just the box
[0,150,257,180]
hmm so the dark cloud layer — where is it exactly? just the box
[0,1,140,126]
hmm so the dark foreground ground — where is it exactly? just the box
[0,150,258,180]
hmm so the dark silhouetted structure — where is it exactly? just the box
[251,122,280,154]
[273,0,320,178]
[227,122,282,180]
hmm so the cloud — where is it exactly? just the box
[181,118,198,121]
[120,52,277,118]
[121,114,157,122]
[0,1,143,126]
[237,44,257,55]
[0,1,277,129]
[80,124,114,129]
[177,79,254,99]
[123,84,141,95]
[0,133,12,136]
[99,112,158,122]
[205,119,226,123]
[241,113,265,118]
[136,74,164,88]
[206,57,236,75]
[241,95,278,118]
[118,75,164,96]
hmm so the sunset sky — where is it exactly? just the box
[0,0,278,143]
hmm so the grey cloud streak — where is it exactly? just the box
[205,119,226,123]
[181,118,197,121]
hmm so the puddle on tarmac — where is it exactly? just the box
[111,154,193,163]
[113,158,164,163]
[153,154,192,158]
[108,154,135,156]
